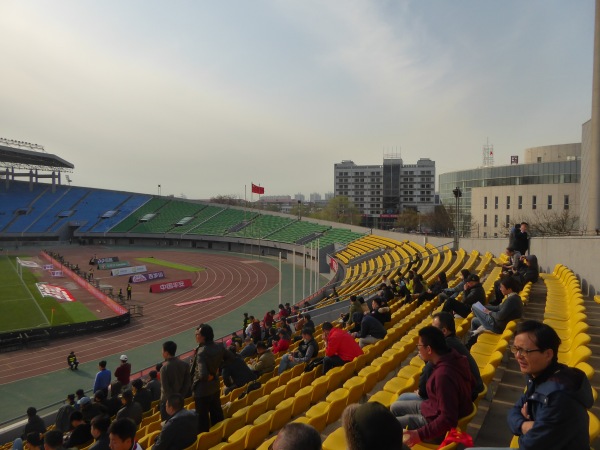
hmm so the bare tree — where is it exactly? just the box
[516,210,580,236]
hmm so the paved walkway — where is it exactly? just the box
[0,250,330,428]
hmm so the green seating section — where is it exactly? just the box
[267,221,330,244]
[129,201,206,234]
[109,197,169,232]
[318,228,365,248]
[187,208,250,236]
[230,214,296,239]
[173,205,225,234]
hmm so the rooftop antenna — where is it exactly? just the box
[483,138,494,167]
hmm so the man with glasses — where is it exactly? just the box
[472,320,593,450]
[391,326,475,447]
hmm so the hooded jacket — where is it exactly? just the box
[418,349,475,442]
[507,362,593,450]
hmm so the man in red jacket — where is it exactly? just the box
[391,326,475,446]
[322,322,363,374]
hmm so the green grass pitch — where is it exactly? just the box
[0,256,98,333]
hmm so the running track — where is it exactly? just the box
[0,247,279,385]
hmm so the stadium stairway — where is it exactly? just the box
[464,277,600,448]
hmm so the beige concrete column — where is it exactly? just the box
[586,0,600,233]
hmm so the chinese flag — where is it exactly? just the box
[251,183,265,194]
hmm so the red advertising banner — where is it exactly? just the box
[150,279,193,293]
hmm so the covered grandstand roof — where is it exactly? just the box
[0,144,74,170]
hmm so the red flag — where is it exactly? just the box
[251,183,264,194]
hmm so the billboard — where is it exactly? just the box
[129,271,166,283]
[150,279,193,293]
[111,265,148,277]
[98,261,130,270]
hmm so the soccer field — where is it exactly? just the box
[0,256,97,333]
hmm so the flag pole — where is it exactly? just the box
[302,245,306,299]
[278,252,282,306]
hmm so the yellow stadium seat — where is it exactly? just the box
[197,428,223,450]
[322,427,347,450]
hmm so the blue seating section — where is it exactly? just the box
[20,187,88,233]
[0,182,150,234]
[58,190,132,232]
[0,182,48,232]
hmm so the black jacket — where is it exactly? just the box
[221,354,257,389]
[153,409,199,450]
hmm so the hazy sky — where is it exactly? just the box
[0,1,594,200]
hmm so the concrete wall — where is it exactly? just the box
[524,143,581,163]
[456,236,600,296]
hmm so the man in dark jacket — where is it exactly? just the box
[505,321,593,450]
[352,314,387,348]
[442,274,486,318]
[131,379,152,412]
[509,222,529,255]
[222,347,258,394]
[160,341,192,421]
[471,276,523,335]
[21,407,46,440]
[190,323,232,432]
[145,370,161,402]
[278,327,319,374]
[115,390,143,426]
[64,411,93,448]
[89,415,111,450]
[153,394,198,450]
[55,394,76,433]
[391,326,475,447]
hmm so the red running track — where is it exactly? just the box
[0,247,279,385]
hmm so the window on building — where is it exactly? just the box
[532,196,537,210]
[494,196,498,209]
[518,196,523,210]
[506,215,510,227]
[484,214,487,227]
[494,215,498,227]
[484,197,487,209]
[548,195,553,210]
[506,196,510,209]
[564,195,569,210]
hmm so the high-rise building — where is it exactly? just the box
[334,155,436,229]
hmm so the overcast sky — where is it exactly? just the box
[0,1,594,200]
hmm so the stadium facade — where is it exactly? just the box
[439,124,589,238]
